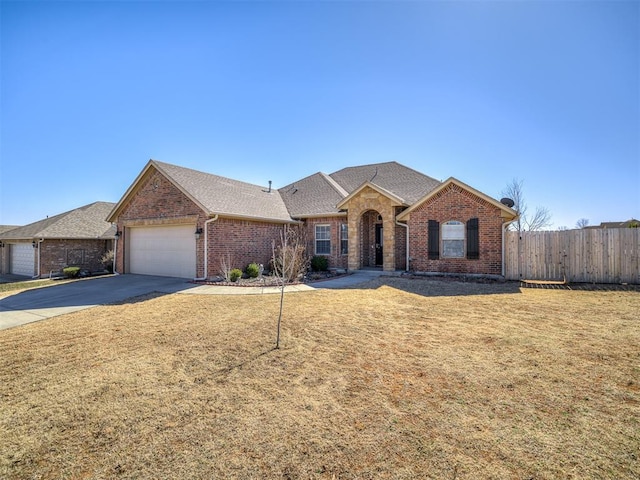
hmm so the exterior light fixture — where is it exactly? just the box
[32,240,37,248]
[195,227,203,240]
[0,241,4,248]
[114,231,122,239]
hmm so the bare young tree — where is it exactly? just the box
[271,225,309,349]
[575,218,590,229]
[502,178,553,231]
[219,250,235,281]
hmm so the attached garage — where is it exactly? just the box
[128,225,196,278]
[10,243,34,276]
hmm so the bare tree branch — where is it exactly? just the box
[575,218,589,229]
[501,178,553,231]
[525,206,553,231]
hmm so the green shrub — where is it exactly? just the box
[310,255,329,272]
[245,262,260,278]
[229,268,243,282]
[63,267,81,278]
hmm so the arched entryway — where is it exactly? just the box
[340,182,401,272]
[360,209,383,268]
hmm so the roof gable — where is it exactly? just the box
[330,161,441,205]
[0,202,116,240]
[396,177,518,221]
[109,160,294,223]
[336,181,408,210]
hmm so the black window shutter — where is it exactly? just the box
[428,220,440,260]
[467,218,479,259]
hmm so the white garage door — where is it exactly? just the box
[129,225,196,278]
[11,243,34,276]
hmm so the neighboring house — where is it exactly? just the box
[0,226,20,234]
[585,219,640,229]
[108,160,517,279]
[0,202,116,278]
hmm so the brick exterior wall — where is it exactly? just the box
[304,217,349,270]
[406,183,505,275]
[208,218,287,277]
[40,239,113,276]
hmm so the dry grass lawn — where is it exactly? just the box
[1,278,638,479]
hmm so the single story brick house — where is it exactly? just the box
[0,202,116,278]
[107,160,517,279]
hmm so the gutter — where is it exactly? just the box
[395,219,410,272]
[195,214,219,281]
[502,217,519,278]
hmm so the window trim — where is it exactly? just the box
[441,220,465,258]
[315,224,331,255]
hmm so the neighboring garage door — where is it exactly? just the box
[10,243,34,276]
[129,225,196,278]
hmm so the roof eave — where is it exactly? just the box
[290,212,348,219]
[215,212,300,224]
[336,181,407,209]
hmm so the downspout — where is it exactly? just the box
[395,219,410,272]
[113,228,120,275]
[195,214,219,281]
[502,218,519,278]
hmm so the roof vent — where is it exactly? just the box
[268,180,272,193]
[500,197,515,208]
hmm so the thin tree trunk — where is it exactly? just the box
[276,282,284,349]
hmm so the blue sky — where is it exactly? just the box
[1,0,638,229]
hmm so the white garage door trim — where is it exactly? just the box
[11,243,34,276]
[128,225,196,278]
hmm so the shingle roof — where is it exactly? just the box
[329,161,441,205]
[154,161,293,222]
[0,225,20,235]
[112,160,445,222]
[278,161,442,218]
[0,202,116,240]
[278,172,349,218]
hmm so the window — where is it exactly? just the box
[340,224,348,255]
[428,218,480,260]
[315,225,331,255]
[442,221,465,258]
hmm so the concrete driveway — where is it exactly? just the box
[0,270,397,331]
[0,275,196,330]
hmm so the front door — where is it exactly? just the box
[375,224,383,266]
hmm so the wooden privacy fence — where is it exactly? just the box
[504,228,640,284]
